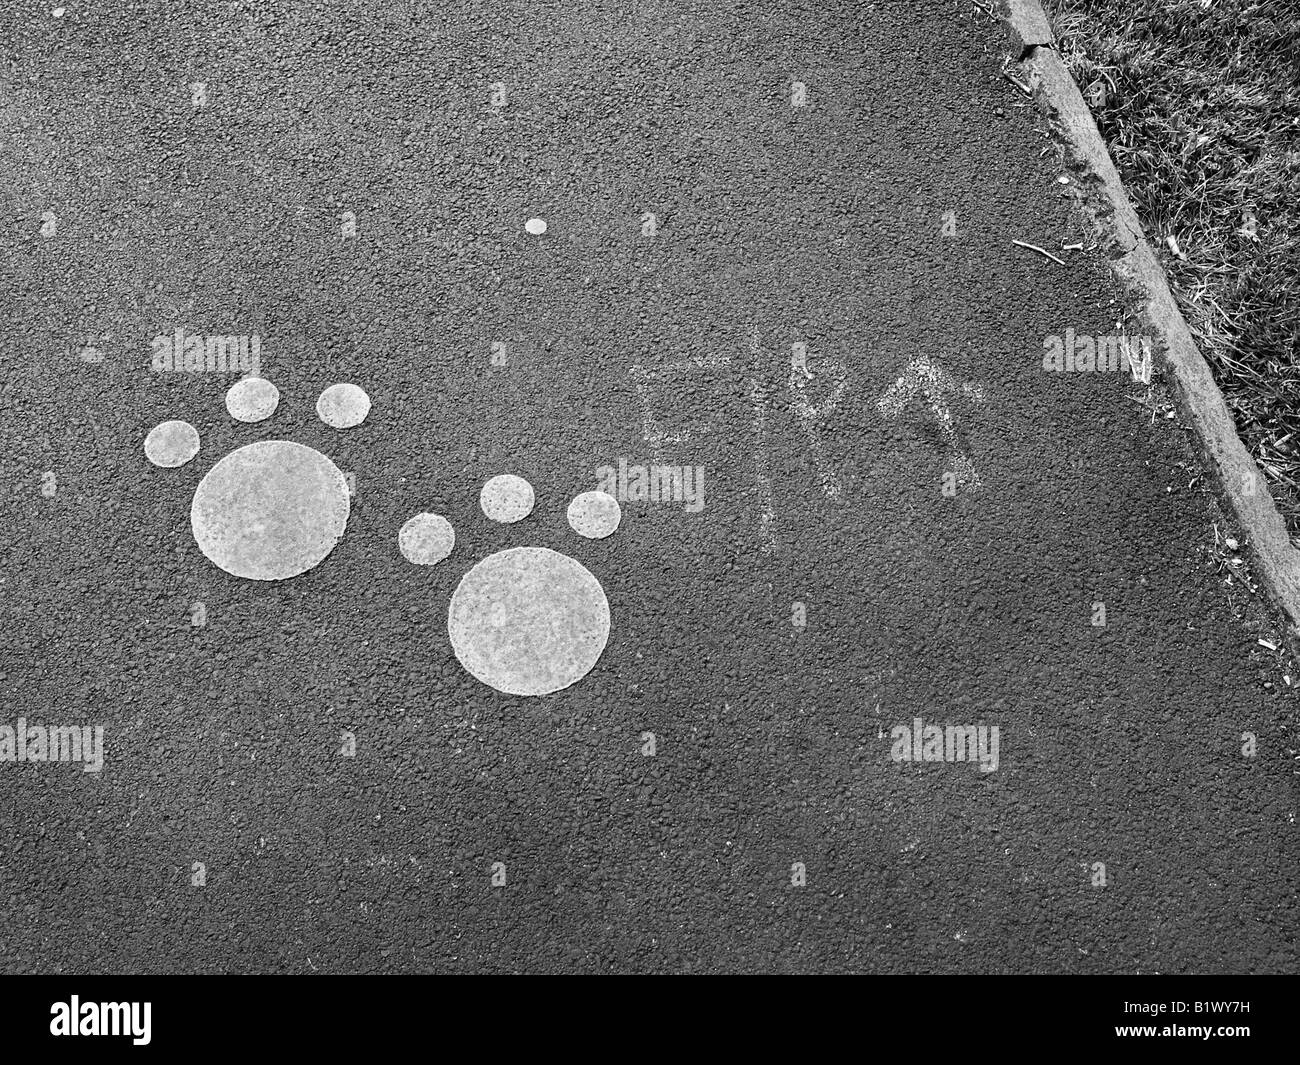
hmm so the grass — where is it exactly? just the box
[1045,0,1300,534]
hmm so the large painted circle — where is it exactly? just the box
[448,546,610,696]
[190,440,350,580]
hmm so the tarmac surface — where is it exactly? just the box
[1,0,1296,973]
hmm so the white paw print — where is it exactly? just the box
[403,475,623,697]
[143,377,369,580]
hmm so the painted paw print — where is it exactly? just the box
[143,376,370,580]
[400,476,623,697]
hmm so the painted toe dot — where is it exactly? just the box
[398,512,455,565]
[225,376,280,423]
[448,546,609,696]
[525,217,547,235]
[144,420,200,468]
[316,383,371,429]
[190,440,350,581]
[567,490,621,539]
[479,474,535,523]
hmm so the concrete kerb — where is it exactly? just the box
[1000,0,1300,645]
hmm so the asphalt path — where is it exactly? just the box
[1,0,1296,973]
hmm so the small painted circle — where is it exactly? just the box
[567,490,622,539]
[225,376,280,423]
[316,383,371,429]
[190,440,350,580]
[144,420,200,468]
[448,546,610,696]
[479,474,535,523]
[398,512,456,566]
[525,217,547,235]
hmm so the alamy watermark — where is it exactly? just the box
[50,997,150,1045]
[1,719,103,773]
[595,459,705,512]
[151,327,262,373]
[888,718,999,773]
[1042,328,1153,380]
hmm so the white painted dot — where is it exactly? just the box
[448,546,610,696]
[225,376,280,423]
[52,7,66,17]
[567,490,621,539]
[144,420,199,468]
[316,383,371,429]
[398,512,456,565]
[525,217,547,235]
[479,474,534,523]
[190,440,350,581]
